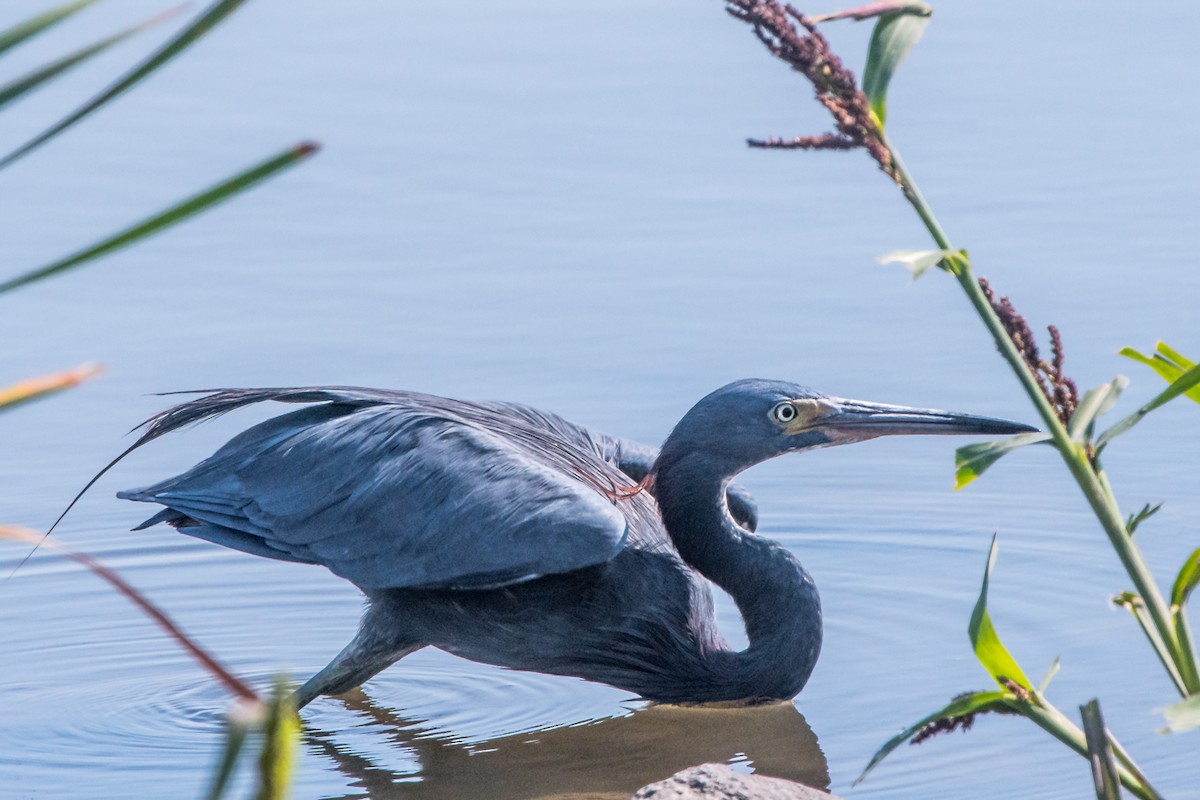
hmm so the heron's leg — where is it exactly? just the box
[293,602,424,709]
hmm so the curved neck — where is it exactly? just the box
[653,451,822,700]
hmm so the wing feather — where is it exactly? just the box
[120,393,654,590]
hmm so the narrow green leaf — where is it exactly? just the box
[1125,502,1163,536]
[1154,342,1196,371]
[878,247,957,279]
[0,0,98,58]
[1069,377,1128,443]
[255,679,298,800]
[1119,347,1183,383]
[861,3,932,128]
[0,0,251,170]
[0,141,319,295]
[0,7,182,112]
[1162,693,1200,734]
[1080,699,1121,800]
[969,535,1032,690]
[206,715,251,800]
[1140,362,1200,413]
[1171,548,1200,610]
[1119,343,1200,403]
[855,690,1012,785]
[1098,363,1200,448]
[1038,656,1061,694]
[954,432,1051,489]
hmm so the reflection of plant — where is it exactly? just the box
[725,1,1199,797]
[3,1,314,793]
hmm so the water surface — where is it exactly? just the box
[2,1,1199,798]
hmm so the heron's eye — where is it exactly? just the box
[771,402,797,424]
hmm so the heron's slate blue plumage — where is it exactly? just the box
[119,379,1033,706]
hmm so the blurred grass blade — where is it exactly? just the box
[878,247,956,279]
[954,432,1050,489]
[855,690,1011,784]
[969,535,1032,690]
[0,141,319,295]
[1171,548,1200,609]
[1038,656,1061,694]
[0,363,101,413]
[0,525,258,701]
[0,0,251,170]
[1069,377,1128,443]
[1081,700,1122,800]
[207,714,252,800]
[0,0,98,58]
[861,2,932,128]
[0,6,183,112]
[1097,363,1200,448]
[256,678,299,800]
[1163,693,1200,733]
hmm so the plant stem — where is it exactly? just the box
[878,129,1197,696]
[1021,702,1162,800]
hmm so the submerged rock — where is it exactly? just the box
[631,763,842,799]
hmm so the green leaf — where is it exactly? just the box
[954,432,1051,489]
[0,7,181,112]
[855,690,1012,785]
[1097,362,1200,448]
[256,678,298,800]
[1119,343,1200,403]
[1162,693,1200,734]
[1080,699,1121,800]
[878,247,957,279]
[0,141,319,294]
[1171,548,1200,610]
[1125,502,1163,536]
[206,714,251,800]
[0,0,98,58]
[1154,342,1196,371]
[0,0,251,170]
[1068,376,1128,443]
[861,3,933,128]
[969,535,1032,691]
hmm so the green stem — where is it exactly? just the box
[1123,599,1190,696]
[879,129,1196,695]
[1021,702,1161,800]
[1175,608,1200,691]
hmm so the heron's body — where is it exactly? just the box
[120,380,1029,707]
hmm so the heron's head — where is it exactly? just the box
[657,378,1035,477]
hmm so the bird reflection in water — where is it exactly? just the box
[305,691,829,800]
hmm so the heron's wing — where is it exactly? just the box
[119,389,662,590]
[478,402,759,530]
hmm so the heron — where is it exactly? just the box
[118,379,1032,708]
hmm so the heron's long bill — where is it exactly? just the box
[791,398,1037,442]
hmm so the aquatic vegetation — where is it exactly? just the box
[725,2,1199,798]
[1,0,316,793]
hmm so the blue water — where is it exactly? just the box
[2,1,1199,798]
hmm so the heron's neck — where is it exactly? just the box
[653,451,821,700]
